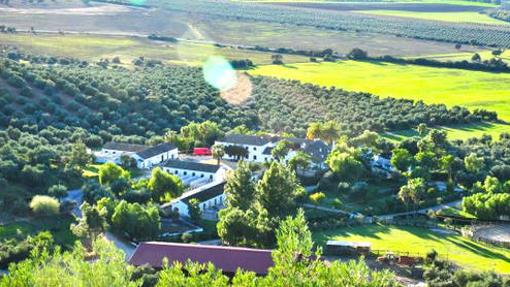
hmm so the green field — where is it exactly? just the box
[357,10,508,25]
[382,122,510,142]
[418,50,510,64]
[0,33,308,66]
[250,61,510,121]
[314,224,510,273]
[0,217,77,248]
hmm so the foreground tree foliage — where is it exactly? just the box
[160,210,398,287]
[1,213,398,287]
[0,239,140,287]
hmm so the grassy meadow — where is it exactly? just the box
[0,33,309,66]
[418,50,510,64]
[250,61,510,122]
[0,217,77,248]
[382,122,510,142]
[356,10,508,25]
[314,224,510,273]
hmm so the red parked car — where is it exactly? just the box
[193,147,212,156]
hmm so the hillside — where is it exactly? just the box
[0,55,489,139]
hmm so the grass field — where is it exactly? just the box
[357,10,508,25]
[0,217,77,248]
[314,224,510,273]
[418,50,510,64]
[250,61,510,122]
[382,122,510,142]
[0,33,308,65]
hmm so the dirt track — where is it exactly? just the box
[474,224,510,243]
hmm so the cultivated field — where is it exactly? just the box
[194,19,481,57]
[0,33,309,65]
[269,1,491,12]
[0,0,482,58]
[249,61,510,121]
[356,10,509,25]
[314,224,510,273]
[418,50,510,64]
[238,0,498,8]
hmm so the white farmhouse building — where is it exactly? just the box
[162,160,227,188]
[161,180,226,218]
[215,134,331,169]
[95,142,178,169]
[133,143,178,169]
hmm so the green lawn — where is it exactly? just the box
[356,10,508,25]
[382,122,510,142]
[314,224,510,273]
[249,61,510,122]
[0,216,77,248]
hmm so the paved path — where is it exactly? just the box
[61,189,84,218]
[302,204,352,216]
[104,232,136,260]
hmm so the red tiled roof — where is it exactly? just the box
[128,242,274,275]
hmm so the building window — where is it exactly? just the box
[174,170,178,175]
[253,147,257,151]
[253,155,257,160]
[184,171,187,176]
[209,175,213,180]
[192,172,196,176]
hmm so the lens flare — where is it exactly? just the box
[202,56,237,92]
[220,73,252,106]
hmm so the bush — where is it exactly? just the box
[318,171,337,193]
[349,181,368,200]
[48,184,68,198]
[309,192,326,204]
[337,182,350,193]
[29,195,60,217]
[181,232,193,243]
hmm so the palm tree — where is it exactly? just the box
[212,144,225,165]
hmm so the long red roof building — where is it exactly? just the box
[128,242,274,275]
